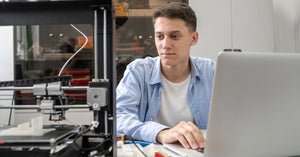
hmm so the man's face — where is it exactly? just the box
[154,17,198,68]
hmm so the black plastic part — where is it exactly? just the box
[0,75,73,87]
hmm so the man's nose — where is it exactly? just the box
[162,37,171,49]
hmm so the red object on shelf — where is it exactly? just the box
[135,47,141,52]
[69,80,90,84]
[131,42,137,47]
[61,69,91,103]
[69,80,90,86]
[61,71,90,75]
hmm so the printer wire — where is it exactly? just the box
[58,24,88,76]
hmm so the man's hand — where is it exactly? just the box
[156,121,205,149]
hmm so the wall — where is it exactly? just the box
[190,0,274,61]
[189,0,231,61]
[231,0,274,53]
[273,0,300,52]
[0,26,14,125]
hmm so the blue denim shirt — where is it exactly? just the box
[116,56,215,143]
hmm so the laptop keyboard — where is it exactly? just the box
[163,143,204,157]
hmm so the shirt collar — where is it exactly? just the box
[149,56,201,85]
[189,56,201,80]
[149,57,161,85]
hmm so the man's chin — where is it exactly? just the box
[161,60,176,67]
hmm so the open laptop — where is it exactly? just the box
[205,51,300,157]
[164,52,300,157]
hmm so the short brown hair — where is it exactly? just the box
[152,2,197,32]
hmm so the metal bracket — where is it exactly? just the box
[87,87,107,111]
[33,83,47,95]
[40,99,54,114]
[33,82,62,96]
[47,82,62,95]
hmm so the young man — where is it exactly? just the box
[116,2,215,150]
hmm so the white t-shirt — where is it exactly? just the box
[155,73,194,128]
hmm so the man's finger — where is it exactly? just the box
[182,132,199,149]
[186,122,206,148]
[176,133,190,149]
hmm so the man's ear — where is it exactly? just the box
[191,31,198,46]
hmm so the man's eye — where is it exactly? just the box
[172,35,179,39]
[156,35,164,39]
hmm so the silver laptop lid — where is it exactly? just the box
[205,52,300,157]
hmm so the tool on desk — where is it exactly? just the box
[127,140,149,156]
[125,141,152,147]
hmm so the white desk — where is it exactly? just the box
[117,142,203,157]
[117,130,206,157]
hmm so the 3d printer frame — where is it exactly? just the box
[0,0,116,156]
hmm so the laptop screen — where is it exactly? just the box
[205,52,300,157]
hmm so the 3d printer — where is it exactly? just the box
[0,0,116,156]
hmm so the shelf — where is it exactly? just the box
[128,9,155,17]
[16,53,93,62]
[116,9,155,17]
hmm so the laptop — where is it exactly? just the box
[205,51,300,157]
[164,52,300,157]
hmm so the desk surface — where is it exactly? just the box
[117,142,203,157]
[117,130,207,157]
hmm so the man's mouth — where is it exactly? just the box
[161,53,175,56]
